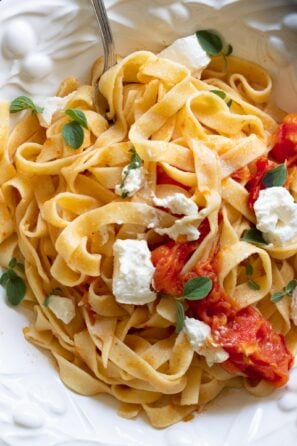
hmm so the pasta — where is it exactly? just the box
[1,39,297,429]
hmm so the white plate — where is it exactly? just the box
[0,1,297,445]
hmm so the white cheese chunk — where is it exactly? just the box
[184,316,229,367]
[112,239,156,305]
[35,93,74,128]
[153,193,198,216]
[115,166,144,198]
[154,193,200,241]
[47,295,75,324]
[158,34,210,76]
[291,287,297,326]
[254,187,297,246]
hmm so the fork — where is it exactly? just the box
[91,0,117,112]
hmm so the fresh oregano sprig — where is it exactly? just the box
[62,109,88,149]
[10,96,44,114]
[196,30,233,58]
[119,147,142,198]
[168,276,213,333]
[271,279,297,303]
[0,258,26,306]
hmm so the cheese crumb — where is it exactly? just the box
[115,166,144,198]
[254,187,297,246]
[112,239,156,305]
[154,193,200,241]
[35,93,74,128]
[184,316,229,366]
[47,295,76,324]
[158,34,210,77]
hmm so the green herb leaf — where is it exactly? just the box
[224,44,233,56]
[248,279,260,290]
[245,263,253,276]
[226,99,233,107]
[184,276,213,301]
[242,228,267,245]
[128,147,142,170]
[16,262,25,272]
[271,291,285,303]
[0,272,9,287]
[6,276,26,306]
[211,90,226,100]
[196,30,223,55]
[62,121,84,149]
[44,295,52,307]
[284,279,297,296]
[10,96,43,114]
[8,257,17,269]
[262,164,288,188]
[65,109,88,129]
[175,300,185,333]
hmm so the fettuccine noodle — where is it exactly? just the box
[0,48,296,428]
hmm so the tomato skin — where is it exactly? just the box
[245,157,276,210]
[270,113,297,165]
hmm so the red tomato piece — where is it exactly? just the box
[270,113,297,165]
[151,219,210,296]
[214,307,293,387]
[152,237,293,388]
[245,157,276,210]
[186,262,293,388]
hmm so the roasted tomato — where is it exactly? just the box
[151,219,210,295]
[153,240,293,387]
[186,261,293,387]
[270,113,297,165]
[231,166,251,185]
[213,306,293,387]
[245,156,276,210]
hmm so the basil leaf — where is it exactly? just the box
[242,228,267,245]
[271,291,285,303]
[196,30,223,55]
[175,300,185,333]
[284,279,297,296]
[211,90,226,100]
[224,44,233,56]
[8,257,17,269]
[10,96,43,114]
[248,279,260,290]
[65,109,88,129]
[262,164,288,188]
[6,276,26,306]
[184,276,213,301]
[62,121,84,149]
[0,272,9,287]
[226,99,233,107]
[245,264,253,276]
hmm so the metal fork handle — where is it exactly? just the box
[91,0,117,73]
